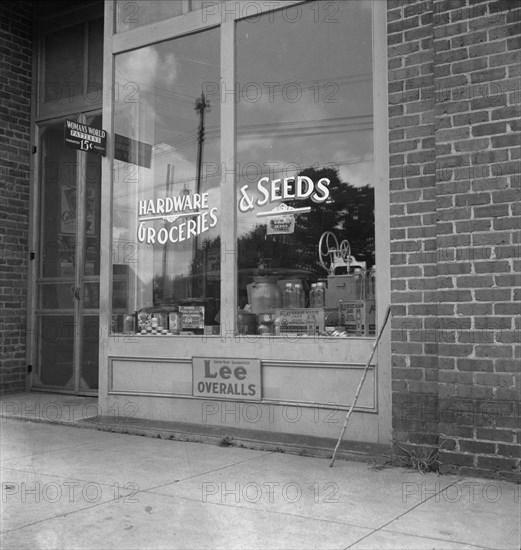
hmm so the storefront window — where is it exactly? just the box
[235,2,375,338]
[111,27,221,336]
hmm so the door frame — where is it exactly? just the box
[29,112,101,395]
[99,0,391,443]
[28,1,104,395]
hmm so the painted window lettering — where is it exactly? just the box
[238,176,330,213]
[136,192,218,245]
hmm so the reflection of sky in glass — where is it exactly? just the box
[116,1,183,32]
[236,1,373,236]
[113,28,220,235]
[113,28,220,287]
[115,0,225,33]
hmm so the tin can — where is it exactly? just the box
[111,314,119,334]
[168,309,182,333]
[155,312,168,330]
[123,314,135,334]
[137,312,151,331]
[111,314,124,333]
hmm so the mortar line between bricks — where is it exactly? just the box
[343,478,464,549]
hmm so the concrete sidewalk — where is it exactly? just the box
[0,396,519,549]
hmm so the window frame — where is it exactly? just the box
[101,0,389,350]
[35,3,105,121]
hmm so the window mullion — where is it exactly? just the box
[220,19,237,336]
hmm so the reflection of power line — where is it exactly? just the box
[152,127,220,158]
[114,67,200,105]
[152,115,371,159]
[238,114,372,128]
[114,155,372,193]
[115,72,372,105]
[233,156,374,186]
[237,116,373,138]
[153,117,371,158]
[235,74,373,100]
[159,115,371,148]
[122,112,369,154]
[235,156,374,174]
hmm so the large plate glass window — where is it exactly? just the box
[111,28,221,336]
[235,1,375,338]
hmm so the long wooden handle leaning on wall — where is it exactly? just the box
[329,304,392,468]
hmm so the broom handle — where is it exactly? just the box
[329,304,391,468]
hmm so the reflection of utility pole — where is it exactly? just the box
[195,91,209,195]
[193,91,210,296]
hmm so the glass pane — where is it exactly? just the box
[189,1,225,13]
[235,1,375,338]
[115,0,225,32]
[39,283,74,309]
[81,315,99,389]
[115,0,184,32]
[88,18,104,96]
[112,27,221,336]
[112,264,129,312]
[44,24,84,103]
[40,122,78,279]
[84,114,102,277]
[83,283,100,309]
[38,315,74,387]
[38,282,99,310]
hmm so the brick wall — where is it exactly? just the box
[0,0,518,478]
[388,0,439,450]
[388,0,520,481]
[0,1,33,394]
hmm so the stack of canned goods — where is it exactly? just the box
[135,307,183,335]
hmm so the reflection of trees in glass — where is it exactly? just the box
[290,167,375,273]
[239,167,375,277]
[153,271,205,304]
[152,237,221,304]
[153,274,173,305]
[152,166,375,304]
[189,237,221,298]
